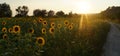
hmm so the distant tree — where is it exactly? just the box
[101,6,120,19]
[41,9,47,17]
[15,6,29,17]
[0,3,12,17]
[56,11,65,16]
[33,9,47,17]
[68,11,73,17]
[33,9,41,17]
[48,10,55,17]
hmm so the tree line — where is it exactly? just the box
[0,3,77,18]
[101,6,120,20]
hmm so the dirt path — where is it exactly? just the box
[102,22,120,56]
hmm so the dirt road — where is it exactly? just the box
[102,22,120,56]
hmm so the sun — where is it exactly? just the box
[75,1,91,14]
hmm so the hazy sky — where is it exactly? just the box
[0,0,120,16]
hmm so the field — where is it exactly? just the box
[0,15,110,56]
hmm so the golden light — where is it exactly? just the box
[75,1,91,14]
[77,1,91,30]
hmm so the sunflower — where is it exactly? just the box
[38,18,43,23]
[8,28,13,33]
[36,37,45,46]
[50,22,55,27]
[68,25,73,30]
[42,20,47,26]
[13,25,21,34]
[3,34,8,40]
[33,19,37,24]
[42,28,46,34]
[71,23,74,26]
[28,28,34,34]
[2,21,6,25]
[49,27,54,34]
[64,20,69,26]
[57,24,62,29]
[2,27,7,33]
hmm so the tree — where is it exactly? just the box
[0,3,12,17]
[41,9,47,17]
[33,9,41,17]
[15,6,29,17]
[101,6,120,19]
[48,10,55,17]
[68,11,73,17]
[56,11,65,16]
[33,9,47,17]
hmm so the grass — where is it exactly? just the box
[108,19,120,30]
[0,16,110,56]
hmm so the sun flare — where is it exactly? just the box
[76,1,91,14]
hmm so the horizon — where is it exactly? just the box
[0,0,120,16]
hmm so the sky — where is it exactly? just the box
[0,0,120,16]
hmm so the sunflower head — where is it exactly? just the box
[50,22,55,27]
[68,25,73,30]
[49,27,54,34]
[64,20,69,26]
[36,37,45,46]
[71,23,74,26]
[57,24,62,29]
[2,27,7,33]
[42,28,46,34]
[28,28,34,34]
[3,34,8,40]
[43,20,47,26]
[8,28,13,33]
[38,18,43,23]
[13,25,21,34]
[2,21,6,26]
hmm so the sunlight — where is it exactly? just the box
[79,14,89,30]
[79,14,83,30]
[76,1,91,14]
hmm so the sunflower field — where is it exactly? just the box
[0,16,110,56]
